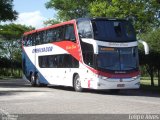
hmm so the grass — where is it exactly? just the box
[140,77,160,93]
[0,76,22,80]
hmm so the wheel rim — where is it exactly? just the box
[36,77,39,86]
[76,77,81,90]
[31,75,35,83]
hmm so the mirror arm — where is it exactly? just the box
[138,40,149,55]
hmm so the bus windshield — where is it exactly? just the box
[92,20,136,42]
[97,47,139,71]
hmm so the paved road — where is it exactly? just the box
[0,79,160,119]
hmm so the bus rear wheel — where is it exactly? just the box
[30,73,36,87]
[35,73,47,87]
[35,73,41,87]
[74,74,83,92]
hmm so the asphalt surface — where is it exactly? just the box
[0,79,160,120]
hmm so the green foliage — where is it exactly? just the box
[140,28,160,68]
[45,0,93,21]
[43,19,61,26]
[0,24,34,77]
[139,28,160,86]
[46,0,160,33]
[0,24,34,58]
[141,28,160,52]
[0,0,18,21]
[0,24,34,40]
[89,0,160,33]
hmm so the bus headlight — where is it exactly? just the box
[135,82,140,86]
[132,75,140,80]
[98,75,108,80]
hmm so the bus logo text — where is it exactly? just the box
[32,46,53,53]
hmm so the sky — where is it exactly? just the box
[12,0,57,28]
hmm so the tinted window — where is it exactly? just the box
[24,24,76,45]
[39,54,79,68]
[83,52,94,67]
[22,36,27,46]
[36,32,45,45]
[92,20,136,42]
[65,25,76,42]
[77,20,92,38]
[24,34,35,46]
[46,29,54,43]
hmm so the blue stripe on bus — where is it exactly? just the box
[22,50,49,85]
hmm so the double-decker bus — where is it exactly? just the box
[22,18,149,92]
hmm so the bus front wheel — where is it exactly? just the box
[74,74,83,92]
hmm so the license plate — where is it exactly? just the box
[117,84,125,87]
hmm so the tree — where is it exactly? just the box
[89,0,160,33]
[43,18,61,26]
[140,28,160,86]
[45,0,93,21]
[0,24,34,76]
[0,0,18,22]
[46,0,160,32]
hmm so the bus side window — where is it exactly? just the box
[36,32,44,45]
[65,25,76,42]
[22,36,27,46]
[56,27,65,42]
[72,56,79,68]
[41,31,46,44]
[46,29,54,43]
[39,56,49,68]
[35,33,40,45]
[61,54,79,68]
[48,55,58,68]
[31,34,36,46]
[26,35,33,46]
[59,26,65,41]
[39,54,79,68]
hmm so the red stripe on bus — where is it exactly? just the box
[88,80,91,88]
[52,41,82,62]
[86,66,140,78]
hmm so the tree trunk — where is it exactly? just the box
[150,72,154,86]
[146,65,154,86]
[158,69,160,87]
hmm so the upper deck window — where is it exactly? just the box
[77,20,93,38]
[65,25,76,42]
[92,20,136,42]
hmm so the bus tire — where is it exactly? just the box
[74,74,83,92]
[30,73,36,87]
[35,73,47,87]
[35,73,41,87]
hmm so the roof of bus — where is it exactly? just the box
[23,19,76,36]
[23,17,127,36]
[77,17,126,21]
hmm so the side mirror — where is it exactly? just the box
[138,40,149,55]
